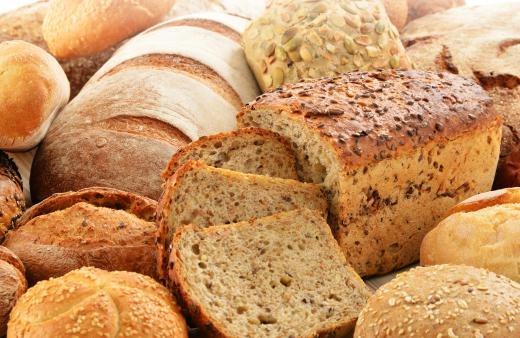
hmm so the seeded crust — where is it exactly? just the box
[0,246,26,337]
[238,70,502,276]
[0,151,25,243]
[4,187,158,284]
[171,209,372,338]
[7,267,188,338]
[354,265,520,338]
[156,160,327,283]
[162,128,298,181]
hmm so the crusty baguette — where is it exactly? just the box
[30,13,260,202]
[162,127,298,181]
[238,70,502,276]
[156,160,327,283]
[171,209,371,338]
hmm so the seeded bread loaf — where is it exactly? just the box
[0,246,27,337]
[354,265,520,338]
[31,13,260,202]
[421,188,520,283]
[243,0,411,91]
[156,160,327,283]
[0,151,25,243]
[7,267,188,338]
[407,0,465,22]
[162,128,298,181]
[401,4,520,188]
[3,187,158,284]
[238,70,502,276]
[171,209,372,338]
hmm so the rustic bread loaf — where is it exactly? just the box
[354,265,520,338]
[421,188,520,283]
[382,0,408,31]
[0,1,118,97]
[43,0,175,59]
[168,0,266,20]
[162,128,298,181]
[401,4,520,188]
[30,13,260,202]
[0,151,25,243]
[7,267,188,338]
[243,0,411,91]
[407,0,465,22]
[0,246,26,337]
[171,209,371,338]
[238,70,502,276]
[156,160,327,283]
[3,187,158,284]
[0,40,69,151]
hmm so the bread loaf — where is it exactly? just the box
[0,151,25,243]
[168,0,266,20]
[162,127,298,181]
[238,70,502,276]
[243,0,411,91]
[421,188,520,283]
[156,160,327,283]
[0,40,69,151]
[43,0,175,59]
[0,246,26,337]
[171,209,371,337]
[354,265,520,338]
[382,0,408,31]
[401,4,520,188]
[407,0,465,22]
[0,1,117,97]
[7,267,188,338]
[31,13,260,202]
[4,187,158,284]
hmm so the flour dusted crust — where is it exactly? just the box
[238,70,502,276]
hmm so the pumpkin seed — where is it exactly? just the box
[344,14,361,29]
[353,54,364,67]
[307,31,323,46]
[366,46,379,58]
[390,55,400,68]
[271,67,284,87]
[344,36,356,54]
[283,36,302,51]
[300,45,313,62]
[265,42,276,57]
[281,27,298,44]
[375,21,386,34]
[360,23,374,34]
[354,35,372,46]
[341,3,358,15]
[288,50,302,62]
[275,47,287,61]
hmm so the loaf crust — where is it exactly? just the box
[407,0,465,22]
[382,0,408,31]
[0,151,25,243]
[0,246,26,337]
[238,70,502,276]
[4,187,158,284]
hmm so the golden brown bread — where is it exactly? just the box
[43,0,175,59]
[0,151,25,243]
[4,187,158,284]
[407,0,465,22]
[238,69,502,276]
[7,267,188,338]
[0,246,26,337]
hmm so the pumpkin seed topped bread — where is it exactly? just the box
[238,69,502,276]
[171,209,372,338]
[156,160,327,283]
[243,0,412,91]
[162,128,298,181]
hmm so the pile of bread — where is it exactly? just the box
[0,0,519,337]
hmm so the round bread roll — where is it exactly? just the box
[3,187,158,284]
[0,40,69,151]
[243,0,411,91]
[421,188,520,282]
[355,265,520,338]
[43,0,176,59]
[0,151,25,242]
[0,246,27,337]
[7,267,188,338]
[382,0,408,31]
[407,0,465,22]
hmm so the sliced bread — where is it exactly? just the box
[170,209,372,338]
[156,160,327,282]
[162,128,298,181]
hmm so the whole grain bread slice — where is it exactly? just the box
[156,160,327,282]
[171,209,371,338]
[162,128,298,181]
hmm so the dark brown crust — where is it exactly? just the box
[0,151,25,242]
[161,127,296,180]
[0,151,22,190]
[238,70,501,170]
[447,187,520,216]
[17,187,157,228]
[0,246,25,275]
[0,258,27,336]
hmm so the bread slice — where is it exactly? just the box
[162,128,298,181]
[171,209,372,338]
[156,160,327,282]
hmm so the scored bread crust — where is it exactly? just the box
[161,127,298,181]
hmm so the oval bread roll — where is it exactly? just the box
[0,40,69,151]
[421,188,520,282]
[7,267,188,338]
[0,246,27,337]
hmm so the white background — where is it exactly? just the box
[0,0,516,14]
